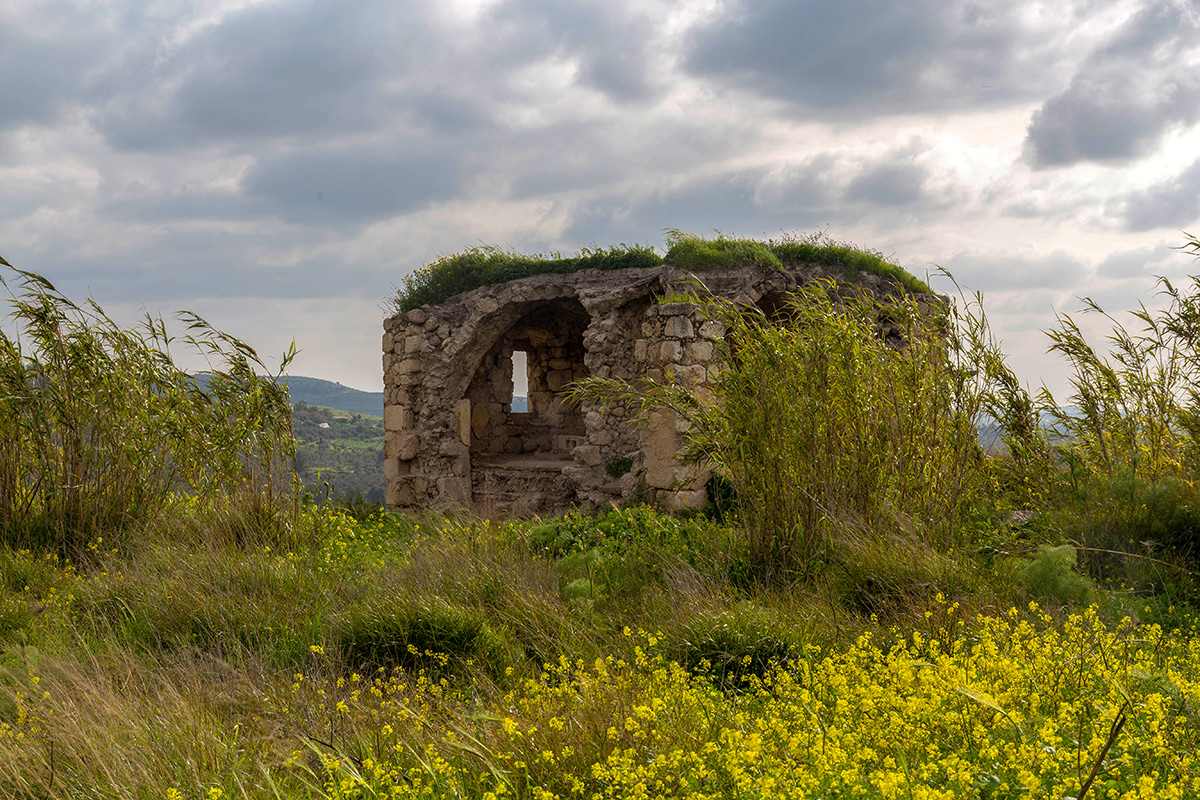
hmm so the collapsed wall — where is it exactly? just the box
[383,260,921,516]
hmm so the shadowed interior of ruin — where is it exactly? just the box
[464,297,591,511]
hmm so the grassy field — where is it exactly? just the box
[2,506,1199,799]
[6,246,1200,798]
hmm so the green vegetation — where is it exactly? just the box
[293,402,385,504]
[393,231,930,312]
[0,262,297,558]
[661,229,783,272]
[278,376,383,418]
[571,279,991,582]
[766,230,934,294]
[395,244,663,312]
[664,230,933,294]
[8,241,1200,797]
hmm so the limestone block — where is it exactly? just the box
[686,341,714,363]
[382,330,395,353]
[452,456,469,477]
[642,412,679,489]
[384,405,413,432]
[386,480,417,507]
[405,335,431,356]
[471,403,491,437]
[655,302,694,316]
[585,410,604,428]
[546,370,570,391]
[397,431,420,461]
[664,316,694,339]
[616,472,639,493]
[590,430,613,446]
[658,340,682,363]
[642,321,659,337]
[397,358,422,375]
[440,439,470,458]
[572,444,604,467]
[633,339,648,361]
[406,309,428,325]
[698,320,725,340]
[456,399,472,445]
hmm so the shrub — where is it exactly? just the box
[335,597,514,678]
[668,601,794,687]
[833,533,979,616]
[604,455,634,478]
[1031,249,1200,572]
[1021,545,1093,607]
[704,473,740,524]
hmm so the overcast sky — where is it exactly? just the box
[2,0,1199,397]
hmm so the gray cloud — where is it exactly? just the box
[684,0,1066,116]
[97,0,431,151]
[562,173,798,247]
[1096,243,1179,278]
[844,161,927,206]
[1122,157,1200,231]
[242,147,470,225]
[487,0,661,102]
[940,251,1087,291]
[9,228,377,304]
[0,8,110,132]
[1024,2,1200,168]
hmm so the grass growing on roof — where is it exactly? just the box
[394,244,663,312]
[767,231,933,294]
[393,232,931,312]
[663,229,783,272]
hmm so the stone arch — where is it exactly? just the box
[444,287,584,403]
[463,297,591,458]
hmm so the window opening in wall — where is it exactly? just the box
[511,349,529,413]
[464,298,590,462]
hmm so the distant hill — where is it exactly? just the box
[277,376,384,417]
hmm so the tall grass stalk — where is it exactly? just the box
[572,281,1006,579]
[0,262,298,555]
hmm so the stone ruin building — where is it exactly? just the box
[382,259,922,516]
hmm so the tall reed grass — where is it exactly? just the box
[573,280,1007,580]
[0,260,298,556]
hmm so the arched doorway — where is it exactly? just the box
[463,297,591,512]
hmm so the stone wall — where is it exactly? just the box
[383,261,928,516]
